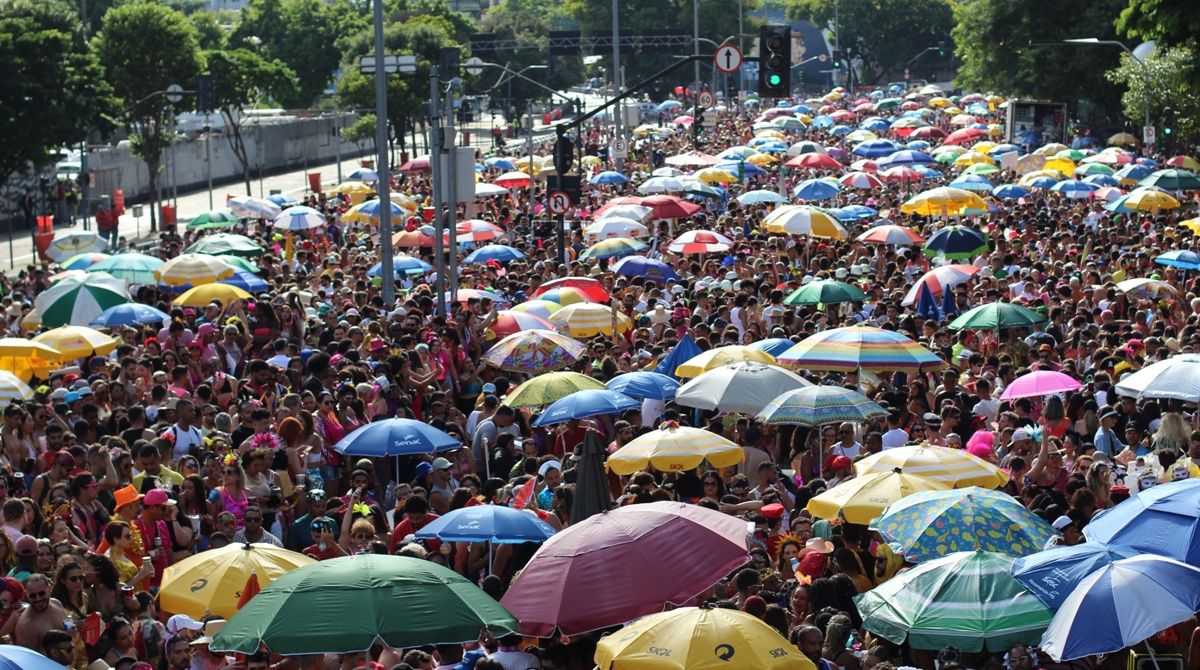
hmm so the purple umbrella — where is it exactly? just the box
[500,501,750,636]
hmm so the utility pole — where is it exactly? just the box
[205,117,213,210]
[444,72,459,307]
[371,0,395,305]
[430,66,446,316]
[611,0,624,173]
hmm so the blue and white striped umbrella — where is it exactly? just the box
[272,205,326,230]
[992,184,1031,200]
[1050,179,1098,199]
[463,244,525,264]
[1083,173,1120,187]
[793,178,842,200]
[347,167,378,182]
[877,150,935,168]
[1011,541,1140,610]
[756,385,886,426]
[485,157,516,170]
[852,138,903,157]
[369,255,433,276]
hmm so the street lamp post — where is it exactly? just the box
[371,0,395,305]
[1064,38,1152,147]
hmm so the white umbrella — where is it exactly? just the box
[1113,354,1200,402]
[637,176,686,194]
[584,218,649,241]
[674,362,813,414]
[599,204,653,221]
[273,205,326,231]
[227,196,281,218]
[46,232,107,261]
[34,271,131,327]
[651,167,685,177]
[475,183,510,198]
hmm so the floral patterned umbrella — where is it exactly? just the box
[481,330,586,373]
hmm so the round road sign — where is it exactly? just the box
[465,56,485,76]
[547,190,571,215]
[166,84,184,104]
[713,44,743,74]
[697,91,715,108]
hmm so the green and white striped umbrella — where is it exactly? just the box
[855,550,1052,652]
[186,209,239,230]
[185,233,264,258]
[0,371,33,407]
[34,271,130,328]
[90,253,164,286]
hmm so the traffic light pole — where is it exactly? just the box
[429,66,446,316]
[371,0,395,306]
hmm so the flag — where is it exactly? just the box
[511,476,536,509]
[284,233,295,264]
[653,333,702,379]
[941,284,959,319]
[915,281,941,322]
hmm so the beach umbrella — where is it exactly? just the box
[88,253,163,285]
[999,370,1082,400]
[674,362,812,414]
[605,371,680,400]
[32,326,117,359]
[89,303,170,328]
[1115,277,1177,297]
[485,310,556,339]
[45,231,106,262]
[992,184,1031,200]
[1113,354,1200,402]
[640,195,703,219]
[839,172,884,189]
[212,255,258,273]
[1040,555,1200,661]
[173,284,252,307]
[611,256,680,282]
[59,252,109,271]
[663,151,720,167]
[1050,179,1098,199]
[185,233,263,258]
[857,224,924,246]
[588,171,628,186]
[855,445,1009,488]
[532,389,640,426]
[549,303,631,337]
[692,168,737,185]
[793,178,842,200]
[475,182,510,198]
[856,551,1052,651]
[852,138,903,157]
[272,205,325,231]
[415,505,556,544]
[0,338,62,382]
[762,206,847,238]
[531,278,610,304]
[736,189,787,205]
[154,254,235,286]
[1108,188,1181,212]
[666,230,733,254]
[901,187,987,217]
[902,264,981,305]
[638,176,686,194]
[1154,250,1200,271]
[510,300,562,319]
[1140,168,1200,191]
[0,645,71,670]
[745,338,794,358]
[333,417,460,456]
[786,153,843,170]
[212,555,517,654]
[809,469,949,524]
[608,423,743,475]
[784,280,866,305]
[1083,479,1200,564]
[584,218,648,241]
[580,237,647,261]
[756,385,886,427]
[159,542,315,620]
[505,372,607,408]
[536,286,595,306]
[873,487,1055,562]
[501,502,749,636]
[0,372,33,408]
[463,244,525,264]
[1166,155,1200,170]
[924,225,988,258]
[186,210,239,230]
[34,272,130,328]
[368,255,433,277]
[347,198,408,222]
[877,150,936,168]
[948,302,1047,331]
[482,330,586,373]
[674,345,777,378]
[595,607,815,670]
[442,289,511,308]
[777,326,945,374]
[948,174,994,192]
[1011,542,1140,610]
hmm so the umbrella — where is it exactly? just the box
[0,645,69,670]
[1040,555,1200,661]
[1140,168,1200,191]
[45,231,106,261]
[949,175,994,192]
[89,253,163,285]
[0,338,63,382]
[611,256,680,282]
[948,302,1047,331]
[855,445,1009,488]
[218,269,268,294]
[654,334,703,379]
[475,182,510,198]
[736,189,787,205]
[605,371,680,400]
[763,206,847,239]
[783,280,866,305]
[415,505,556,544]
[839,172,884,189]
[786,153,843,170]
[1156,249,1200,270]
[368,255,433,277]
[640,195,703,219]
[608,423,743,475]
[0,371,33,408]
[34,272,130,328]
[638,176,686,194]
[674,362,812,414]
[212,555,518,654]
[89,303,170,328]
[1011,542,1140,610]
[159,542,315,619]
[584,218,648,241]
[999,370,1082,400]
[272,205,326,231]
[59,252,109,271]
[32,326,117,359]
[856,551,1052,651]
[530,280,611,305]
[228,196,282,219]
[482,330,585,373]
[667,230,732,254]
[532,389,640,427]
[1108,188,1181,213]
[808,469,950,524]
[333,417,460,456]
[504,372,607,408]
[536,286,594,306]
[346,198,408,223]
[500,502,749,636]
[747,338,795,358]
[1083,479,1200,564]
[853,138,903,157]
[1115,277,1178,297]
[756,385,886,427]
[777,326,945,374]
[901,187,988,217]
[173,284,252,308]
[186,210,240,230]
[857,224,924,246]
[214,255,259,273]
[1167,155,1200,170]
[580,237,648,261]
[589,170,628,185]
[549,303,631,337]
[872,487,1055,562]
[154,254,235,286]
[509,300,562,320]
[571,429,613,524]
[1113,354,1200,402]
[674,345,777,378]
[793,178,842,200]
[594,607,815,670]
[463,244,526,264]
[924,225,988,258]
[485,310,557,339]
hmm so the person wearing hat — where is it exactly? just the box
[189,619,229,670]
[133,489,176,588]
[1094,407,1126,458]
[1048,515,1083,547]
[427,457,458,515]
[286,489,339,552]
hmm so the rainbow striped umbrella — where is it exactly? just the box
[510,300,562,319]
[482,330,586,373]
[756,385,886,427]
[579,237,647,261]
[777,326,945,373]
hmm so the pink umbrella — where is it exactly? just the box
[901,264,981,305]
[1000,370,1082,400]
[500,501,750,636]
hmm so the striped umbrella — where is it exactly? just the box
[486,310,557,339]
[674,362,812,414]
[855,551,1052,651]
[777,326,946,374]
[32,326,118,359]
[89,303,170,328]
[536,287,593,306]
[463,245,526,264]
[667,230,733,254]
[763,206,847,238]
[854,445,1010,489]
[213,255,259,273]
[154,254,235,286]
[482,330,586,373]
[186,210,239,230]
[584,217,649,241]
[924,225,988,258]
[839,171,884,189]
[674,345,777,379]
[509,300,563,320]
[89,253,164,285]
[580,237,647,261]
[607,424,743,475]
[45,231,107,262]
[227,196,282,219]
[173,283,252,307]
[34,272,130,327]
[531,277,611,303]
[504,372,607,408]
[872,488,1056,562]
[756,385,886,427]
[272,205,326,231]
[857,224,925,246]
[548,303,631,338]
[443,289,511,308]
[60,252,110,270]
[0,371,33,407]
[902,265,980,306]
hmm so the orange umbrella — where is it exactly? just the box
[237,569,261,610]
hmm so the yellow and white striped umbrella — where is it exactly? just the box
[33,326,118,359]
[674,345,778,378]
[548,303,631,338]
[0,371,33,408]
[153,254,235,286]
[608,424,744,475]
[854,444,1010,488]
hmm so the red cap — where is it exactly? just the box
[761,503,785,519]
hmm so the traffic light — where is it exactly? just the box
[831,49,843,70]
[195,75,214,114]
[758,24,791,97]
[1163,107,1174,136]
[937,41,946,58]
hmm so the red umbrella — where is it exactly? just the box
[488,310,557,338]
[392,230,437,247]
[829,109,856,122]
[943,127,987,145]
[850,159,879,173]
[667,230,733,254]
[786,153,843,170]
[910,126,949,140]
[493,171,532,188]
[236,570,261,610]
[639,195,702,219]
[879,166,925,184]
[500,501,750,636]
[532,277,611,303]
[397,155,431,172]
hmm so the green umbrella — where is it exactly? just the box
[570,429,613,525]
[1075,162,1114,176]
[211,554,518,655]
[855,550,1052,652]
[89,253,164,286]
[961,163,1000,176]
[185,233,264,258]
[213,255,260,273]
[1139,168,1200,191]
[784,280,866,306]
[34,272,130,327]
[187,210,240,230]
[947,302,1047,331]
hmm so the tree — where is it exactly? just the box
[342,113,378,156]
[93,2,202,231]
[190,12,226,50]
[1117,0,1200,46]
[205,49,298,194]
[476,0,584,114]
[231,0,346,108]
[1106,45,1200,145]
[787,0,952,84]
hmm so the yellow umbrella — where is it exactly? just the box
[159,542,315,619]
[694,168,736,184]
[328,181,374,195]
[1042,156,1076,175]
[19,308,40,332]
[154,254,235,286]
[927,97,951,108]
[900,187,988,217]
[985,95,1005,105]
[595,606,815,670]
[953,151,996,167]
[504,371,606,408]
[1122,188,1181,212]
[0,371,34,408]
[746,153,778,166]
[845,129,877,143]
[0,338,63,382]
[1169,156,1200,171]
[972,141,998,154]
[1019,169,1066,185]
[674,345,777,378]
[389,192,419,211]
[607,424,744,475]
[807,469,950,524]
[943,106,964,116]
[755,129,785,140]
[763,205,848,239]
[33,326,118,359]
[1013,154,1047,175]
[1180,218,1200,235]
[548,303,631,338]
[580,155,603,167]
[510,299,563,318]
[173,283,253,307]
[986,123,1005,136]
[1034,143,1069,157]
[854,445,1010,488]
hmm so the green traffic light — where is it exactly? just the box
[1164,127,1173,135]
[768,74,782,86]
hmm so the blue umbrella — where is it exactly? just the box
[810,115,834,129]
[531,389,640,427]
[949,175,994,192]
[485,157,516,171]
[991,184,1030,200]
[1026,176,1058,189]
[877,150,935,168]
[988,144,1021,157]
[840,204,878,220]
[610,256,680,282]
[653,333,702,379]
[748,337,795,357]
[414,505,556,544]
[219,269,269,293]
[1083,173,1120,187]
[347,167,379,182]
[736,190,786,206]
[915,281,941,321]
[1115,164,1152,182]
[267,193,299,206]
[0,644,69,670]
[793,178,842,200]
[758,142,789,154]
[1050,179,1098,198]
[925,226,988,259]
[792,104,814,114]
[463,245,526,264]
[941,284,959,317]
[905,140,932,151]
[655,100,681,112]
[860,118,890,132]
[716,147,756,160]
[1084,479,1200,564]
[1156,249,1200,271]
[852,138,903,157]
[716,160,765,177]
[913,165,943,179]
[606,371,680,400]
[369,255,434,277]
[829,125,852,136]
[1040,555,1200,661]
[1011,541,1140,609]
[333,418,460,456]
[589,171,628,185]
[89,303,170,327]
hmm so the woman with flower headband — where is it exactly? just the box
[208,453,251,529]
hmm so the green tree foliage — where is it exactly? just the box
[0,0,115,185]
[1116,0,1200,46]
[190,11,226,50]
[93,1,202,231]
[787,0,952,84]
[231,0,344,108]
[341,113,378,154]
[476,0,583,114]
[1106,45,1200,143]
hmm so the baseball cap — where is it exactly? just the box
[430,457,453,470]
[49,388,69,402]
[14,535,37,556]
[143,489,176,507]
[166,614,204,636]
[1011,429,1031,443]
[481,382,497,394]
[1051,515,1075,531]
[414,462,433,479]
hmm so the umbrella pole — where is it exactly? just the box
[488,542,493,575]
[1143,642,1163,670]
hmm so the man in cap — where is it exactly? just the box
[427,458,457,515]
[1094,408,1126,458]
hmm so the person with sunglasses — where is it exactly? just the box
[13,573,65,654]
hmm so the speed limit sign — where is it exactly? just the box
[547,190,571,215]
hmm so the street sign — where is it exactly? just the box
[611,137,628,158]
[1143,125,1156,146]
[166,84,184,104]
[360,55,417,75]
[713,44,743,74]
[547,190,571,215]
[464,57,485,76]
[697,91,715,108]
[701,110,718,128]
